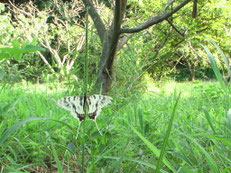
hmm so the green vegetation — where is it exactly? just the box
[0,81,230,172]
[1,0,230,85]
[0,0,231,172]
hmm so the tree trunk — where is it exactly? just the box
[96,32,119,93]
[95,0,126,93]
[83,0,192,93]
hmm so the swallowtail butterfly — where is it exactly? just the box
[56,94,112,136]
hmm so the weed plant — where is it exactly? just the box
[0,40,230,172]
[0,79,230,172]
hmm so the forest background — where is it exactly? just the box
[0,0,231,172]
[0,0,230,93]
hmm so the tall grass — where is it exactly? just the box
[0,79,231,172]
[202,39,230,110]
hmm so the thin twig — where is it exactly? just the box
[120,0,191,33]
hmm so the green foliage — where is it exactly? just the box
[0,39,44,82]
[0,1,86,83]
[1,1,231,172]
[0,117,49,147]
[202,38,230,112]
[0,81,231,172]
[0,0,230,91]
[122,0,231,81]
[130,124,176,172]
[0,40,45,61]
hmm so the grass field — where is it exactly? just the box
[0,81,231,173]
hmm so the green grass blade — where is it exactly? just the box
[0,117,47,146]
[201,44,227,92]
[202,106,216,134]
[180,132,220,173]
[102,156,168,173]
[155,92,181,173]
[207,38,231,78]
[195,133,231,149]
[0,117,74,146]
[130,125,176,172]
[138,107,144,133]
[51,143,64,173]
[0,95,22,115]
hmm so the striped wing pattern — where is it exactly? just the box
[57,96,85,121]
[87,95,113,120]
[56,94,112,122]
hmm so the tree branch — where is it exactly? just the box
[116,34,133,52]
[166,19,185,37]
[105,0,127,64]
[192,0,197,18]
[110,0,126,43]
[82,0,106,43]
[120,0,192,33]
[37,52,55,73]
[164,0,176,12]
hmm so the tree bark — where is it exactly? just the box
[82,0,192,93]
[96,0,127,93]
[120,0,192,33]
[192,0,197,18]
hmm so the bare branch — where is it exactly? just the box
[8,0,33,17]
[111,0,126,38]
[196,27,208,33]
[164,0,176,12]
[116,34,133,52]
[120,0,192,33]
[106,0,127,61]
[192,0,197,18]
[82,0,106,43]
[166,19,185,37]
[37,52,55,73]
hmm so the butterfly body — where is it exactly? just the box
[57,94,112,122]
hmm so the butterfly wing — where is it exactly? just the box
[87,94,113,120]
[56,96,86,121]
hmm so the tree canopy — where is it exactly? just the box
[0,0,230,92]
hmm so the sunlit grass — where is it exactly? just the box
[0,81,230,172]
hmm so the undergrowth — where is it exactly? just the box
[0,81,231,173]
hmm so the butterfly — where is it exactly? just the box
[56,94,113,136]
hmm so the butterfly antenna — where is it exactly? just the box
[94,121,102,136]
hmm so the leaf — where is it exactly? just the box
[0,3,5,13]
[0,68,5,80]
[11,40,21,48]
[0,97,20,115]
[202,106,216,134]
[102,156,168,173]
[138,107,144,133]
[51,143,64,173]
[0,53,10,60]
[0,117,48,146]
[67,143,76,153]
[201,44,227,92]
[195,133,231,149]
[0,117,74,146]
[0,48,23,61]
[155,92,181,173]
[0,46,45,61]
[207,38,231,78]
[180,132,220,173]
[23,45,45,52]
[130,125,176,172]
